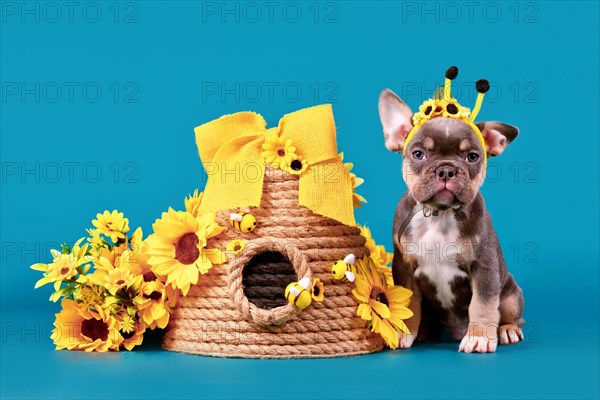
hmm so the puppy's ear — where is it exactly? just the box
[475,121,519,156]
[378,89,414,152]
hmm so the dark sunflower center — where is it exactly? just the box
[313,286,321,296]
[290,160,303,171]
[81,318,109,341]
[424,106,433,115]
[116,279,125,285]
[146,291,162,301]
[122,330,135,340]
[175,232,200,265]
[277,149,286,156]
[446,103,458,114]
[435,106,443,113]
[60,267,70,275]
[143,271,157,282]
[233,244,241,251]
[370,286,388,306]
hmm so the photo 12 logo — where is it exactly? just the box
[201,1,339,23]
[1,161,140,184]
[1,1,140,23]
[401,1,540,23]
[1,82,140,104]
[201,81,339,104]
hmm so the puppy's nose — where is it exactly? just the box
[436,165,457,181]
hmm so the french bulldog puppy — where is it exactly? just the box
[378,89,524,353]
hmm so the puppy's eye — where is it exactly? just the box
[466,152,480,162]
[412,150,425,160]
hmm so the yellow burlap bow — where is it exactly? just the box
[195,104,355,226]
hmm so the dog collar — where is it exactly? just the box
[402,66,489,165]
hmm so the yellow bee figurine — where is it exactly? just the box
[285,277,312,309]
[229,211,257,233]
[331,253,356,283]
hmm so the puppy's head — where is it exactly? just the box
[378,89,518,210]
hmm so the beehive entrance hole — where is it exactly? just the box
[242,251,297,310]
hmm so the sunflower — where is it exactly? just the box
[32,238,91,291]
[311,278,325,302]
[145,209,227,295]
[134,279,171,329]
[282,153,308,175]
[261,134,296,168]
[92,210,130,244]
[413,99,437,126]
[226,239,247,255]
[340,153,367,208]
[442,99,471,119]
[51,299,123,352]
[352,256,413,349]
[184,189,203,217]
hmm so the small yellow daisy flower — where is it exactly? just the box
[92,210,130,244]
[226,239,247,254]
[311,278,325,302]
[261,134,296,168]
[119,316,146,351]
[31,238,91,291]
[282,154,308,175]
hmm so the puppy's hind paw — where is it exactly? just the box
[459,334,497,353]
[498,324,524,345]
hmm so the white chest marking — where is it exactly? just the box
[407,207,468,309]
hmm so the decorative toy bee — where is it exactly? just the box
[331,253,356,283]
[285,277,312,309]
[229,211,257,233]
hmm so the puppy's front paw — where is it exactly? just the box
[458,325,498,353]
[459,334,497,353]
[399,330,418,349]
[498,324,524,345]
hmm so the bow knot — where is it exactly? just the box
[195,104,355,226]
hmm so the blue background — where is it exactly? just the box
[1,1,598,398]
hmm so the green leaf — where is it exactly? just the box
[60,243,71,254]
[433,85,445,100]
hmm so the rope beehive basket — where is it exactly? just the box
[162,166,385,358]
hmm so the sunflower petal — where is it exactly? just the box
[369,299,391,319]
[356,304,372,321]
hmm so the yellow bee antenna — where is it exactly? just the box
[444,66,459,100]
[469,79,490,122]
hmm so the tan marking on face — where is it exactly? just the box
[402,161,420,195]
[459,139,471,151]
[423,137,435,150]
